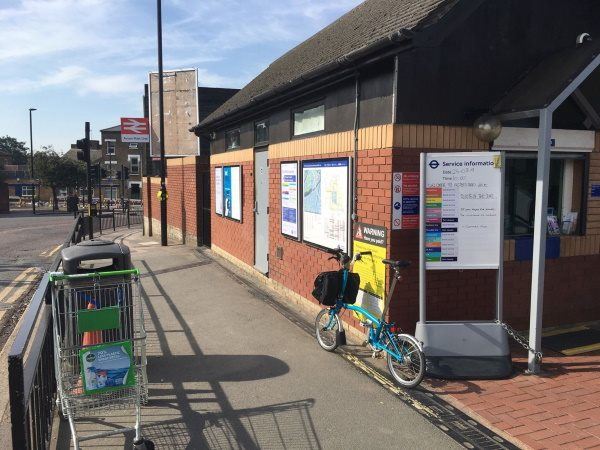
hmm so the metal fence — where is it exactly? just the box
[8,214,86,449]
[97,208,143,232]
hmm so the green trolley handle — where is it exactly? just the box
[49,268,140,282]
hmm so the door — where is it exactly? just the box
[197,170,211,246]
[254,149,269,273]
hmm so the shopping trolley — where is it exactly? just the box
[49,269,154,450]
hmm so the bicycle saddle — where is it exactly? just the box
[382,259,411,269]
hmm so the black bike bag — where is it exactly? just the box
[312,270,360,306]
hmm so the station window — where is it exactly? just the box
[255,120,269,146]
[504,154,586,237]
[226,129,240,150]
[293,104,324,136]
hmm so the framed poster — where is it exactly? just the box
[215,167,223,215]
[302,158,350,252]
[223,165,242,221]
[423,152,503,269]
[281,161,300,239]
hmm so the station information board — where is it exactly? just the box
[424,152,503,270]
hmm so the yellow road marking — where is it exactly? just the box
[542,325,589,338]
[39,249,48,256]
[562,343,600,356]
[46,244,62,258]
[0,267,37,304]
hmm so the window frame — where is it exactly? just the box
[106,139,116,155]
[225,128,241,150]
[129,155,140,175]
[503,152,588,238]
[292,101,325,138]
[254,119,270,147]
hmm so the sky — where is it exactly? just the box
[0,0,362,154]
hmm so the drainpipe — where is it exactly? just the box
[352,72,360,222]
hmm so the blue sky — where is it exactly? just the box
[0,0,362,154]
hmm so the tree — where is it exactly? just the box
[0,135,29,165]
[34,146,86,210]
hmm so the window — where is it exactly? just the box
[128,143,138,150]
[129,155,140,175]
[103,186,118,200]
[255,120,269,146]
[226,129,240,150]
[106,140,116,155]
[129,182,141,200]
[21,185,35,197]
[294,104,324,136]
[504,154,586,236]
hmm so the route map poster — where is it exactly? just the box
[223,166,242,221]
[281,162,299,238]
[215,167,223,215]
[302,158,349,251]
[352,223,387,321]
[424,152,502,270]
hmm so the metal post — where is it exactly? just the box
[419,153,426,324]
[97,164,102,235]
[85,122,94,239]
[157,0,168,246]
[29,108,36,214]
[527,108,553,374]
[121,163,125,212]
[496,152,506,322]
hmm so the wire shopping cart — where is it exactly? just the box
[49,269,153,450]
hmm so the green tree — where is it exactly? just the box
[0,135,29,165]
[34,146,86,210]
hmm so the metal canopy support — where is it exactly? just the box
[528,108,552,374]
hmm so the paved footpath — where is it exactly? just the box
[52,230,461,449]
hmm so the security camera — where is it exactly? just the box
[576,33,592,46]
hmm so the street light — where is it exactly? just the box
[29,108,37,214]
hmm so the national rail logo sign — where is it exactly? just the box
[120,118,150,143]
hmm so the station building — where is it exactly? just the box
[146,0,600,334]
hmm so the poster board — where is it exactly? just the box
[223,165,242,221]
[302,158,350,252]
[281,162,299,239]
[149,68,199,157]
[392,172,419,230]
[215,167,223,215]
[352,223,387,321]
[424,152,503,270]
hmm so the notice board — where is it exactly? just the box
[352,222,387,321]
[424,152,502,270]
[215,167,223,215]
[302,158,350,251]
[281,162,299,238]
[223,166,242,221]
[392,172,420,230]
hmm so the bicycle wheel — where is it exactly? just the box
[387,333,425,388]
[315,309,340,352]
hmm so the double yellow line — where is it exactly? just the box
[40,244,62,258]
[0,267,39,307]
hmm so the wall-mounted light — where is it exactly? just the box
[473,115,502,143]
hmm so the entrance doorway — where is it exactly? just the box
[254,149,269,274]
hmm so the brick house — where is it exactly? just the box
[146,0,600,338]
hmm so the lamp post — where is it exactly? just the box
[28,108,37,214]
[157,0,168,246]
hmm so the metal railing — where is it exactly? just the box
[97,208,143,232]
[8,213,86,449]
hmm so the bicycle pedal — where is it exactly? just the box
[371,351,384,359]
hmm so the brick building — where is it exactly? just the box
[147,0,600,339]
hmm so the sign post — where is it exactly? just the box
[416,151,511,379]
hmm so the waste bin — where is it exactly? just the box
[58,240,134,345]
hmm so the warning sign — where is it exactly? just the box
[353,222,387,322]
[392,172,420,230]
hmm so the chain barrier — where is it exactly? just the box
[495,320,543,363]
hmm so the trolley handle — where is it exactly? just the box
[49,268,140,282]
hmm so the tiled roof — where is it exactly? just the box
[198,0,453,129]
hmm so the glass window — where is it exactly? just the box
[255,120,269,145]
[103,186,118,200]
[504,155,584,236]
[294,104,324,136]
[226,129,240,150]
[129,156,140,175]
[21,185,35,196]
[106,140,116,155]
[128,143,138,149]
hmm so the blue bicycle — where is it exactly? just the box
[314,249,425,388]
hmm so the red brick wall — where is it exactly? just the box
[268,149,394,330]
[210,161,255,266]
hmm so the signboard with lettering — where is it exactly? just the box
[120,118,149,143]
[281,162,299,238]
[392,172,419,230]
[424,152,503,270]
[592,184,600,198]
[352,222,387,322]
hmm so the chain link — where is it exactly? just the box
[495,320,543,363]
